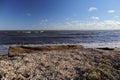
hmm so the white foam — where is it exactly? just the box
[1,41,120,54]
[80,41,120,48]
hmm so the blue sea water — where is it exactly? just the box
[0,30,120,54]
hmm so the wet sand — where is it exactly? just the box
[0,45,119,80]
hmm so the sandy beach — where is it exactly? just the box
[0,44,119,80]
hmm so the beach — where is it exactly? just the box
[0,44,119,80]
[1,0,120,79]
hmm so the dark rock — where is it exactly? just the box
[97,47,114,50]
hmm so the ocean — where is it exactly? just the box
[0,30,120,54]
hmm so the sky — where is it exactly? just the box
[0,0,120,30]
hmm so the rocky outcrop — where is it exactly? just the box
[8,45,84,57]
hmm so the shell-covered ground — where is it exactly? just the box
[0,48,120,80]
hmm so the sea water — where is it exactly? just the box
[0,30,120,54]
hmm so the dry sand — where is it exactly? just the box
[0,45,119,80]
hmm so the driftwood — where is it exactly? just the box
[8,45,84,57]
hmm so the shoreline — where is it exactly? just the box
[1,42,120,54]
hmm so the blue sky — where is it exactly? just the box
[0,0,120,30]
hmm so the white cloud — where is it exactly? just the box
[39,19,48,25]
[50,20,120,30]
[88,7,98,12]
[103,20,120,25]
[114,16,119,18]
[91,16,99,20]
[32,18,120,30]
[108,10,115,13]
[32,19,49,29]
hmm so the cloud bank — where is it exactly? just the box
[108,10,115,13]
[50,20,120,30]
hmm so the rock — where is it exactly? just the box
[96,47,114,50]
[8,45,84,57]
